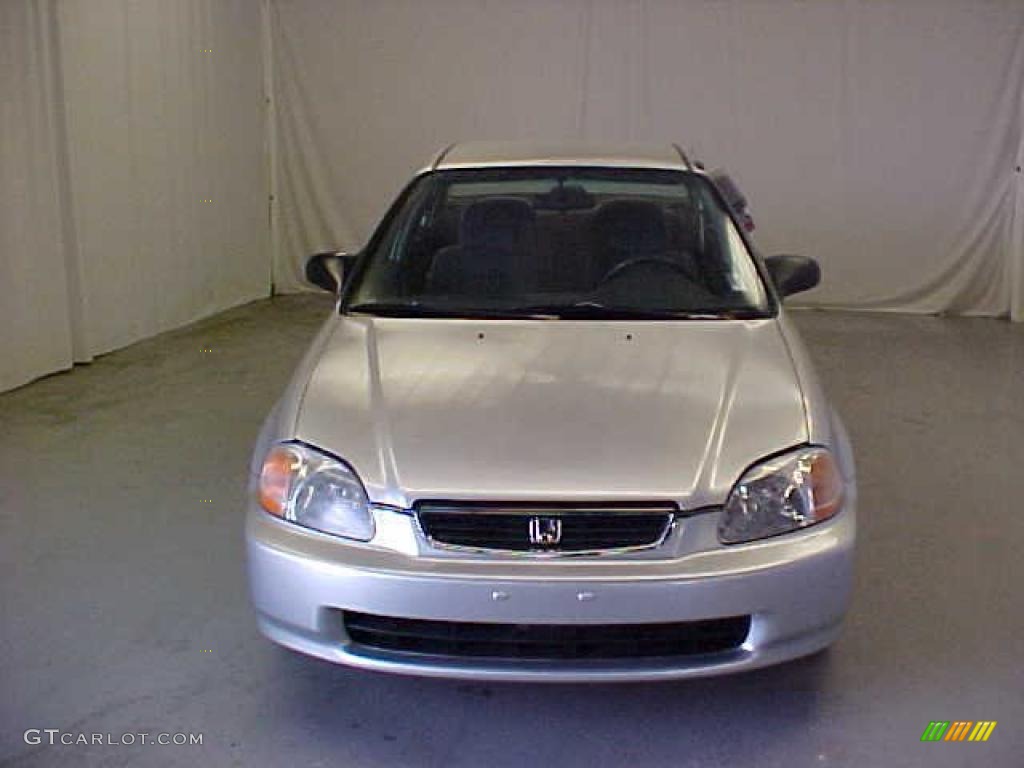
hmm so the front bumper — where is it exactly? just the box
[246,502,855,682]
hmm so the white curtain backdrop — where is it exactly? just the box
[268,0,1024,320]
[3,1,1023,392]
[1,0,269,392]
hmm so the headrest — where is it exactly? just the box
[592,199,668,254]
[460,198,536,250]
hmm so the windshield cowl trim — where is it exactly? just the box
[345,305,772,322]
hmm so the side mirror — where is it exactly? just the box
[305,251,357,294]
[765,254,821,298]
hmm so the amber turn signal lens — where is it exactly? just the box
[809,451,844,521]
[259,444,300,516]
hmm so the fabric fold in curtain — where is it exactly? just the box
[1013,88,1024,322]
[1,0,76,391]
[268,0,1024,321]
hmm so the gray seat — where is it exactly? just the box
[426,198,538,298]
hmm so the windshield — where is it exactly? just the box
[345,167,770,319]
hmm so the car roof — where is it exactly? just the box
[422,141,696,173]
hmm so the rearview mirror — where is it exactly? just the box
[764,254,821,298]
[305,251,357,294]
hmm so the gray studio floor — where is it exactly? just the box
[2,295,1021,767]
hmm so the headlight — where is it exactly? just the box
[718,446,843,545]
[257,442,374,541]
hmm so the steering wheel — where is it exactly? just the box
[598,256,691,286]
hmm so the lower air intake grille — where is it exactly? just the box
[343,612,751,660]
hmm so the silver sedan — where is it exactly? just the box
[246,142,856,682]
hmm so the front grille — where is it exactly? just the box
[343,612,751,660]
[417,503,675,553]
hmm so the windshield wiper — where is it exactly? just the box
[346,301,557,320]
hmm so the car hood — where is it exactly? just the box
[294,317,808,508]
